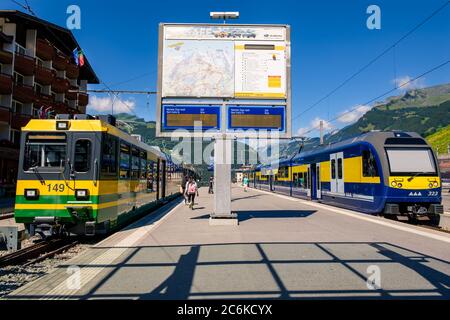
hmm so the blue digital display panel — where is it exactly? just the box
[162,105,221,131]
[228,106,285,131]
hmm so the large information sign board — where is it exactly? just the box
[156,23,291,138]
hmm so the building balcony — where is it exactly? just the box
[52,53,68,71]
[66,63,79,79]
[11,112,32,130]
[78,92,89,107]
[34,93,54,108]
[36,38,54,61]
[13,83,35,103]
[0,106,11,123]
[0,31,13,44]
[35,65,54,85]
[0,73,13,95]
[52,102,70,115]
[0,49,13,64]
[52,77,70,93]
[66,89,78,101]
[14,53,35,76]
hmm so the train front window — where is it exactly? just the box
[24,133,67,171]
[74,140,91,172]
[386,148,437,176]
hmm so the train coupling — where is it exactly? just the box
[30,217,57,239]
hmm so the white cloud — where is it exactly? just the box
[393,75,425,91]
[87,95,136,114]
[337,105,371,124]
[296,117,333,137]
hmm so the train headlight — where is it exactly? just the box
[25,189,39,200]
[56,121,70,130]
[391,181,398,188]
[75,189,89,200]
[433,182,439,188]
[397,183,403,188]
[429,183,434,189]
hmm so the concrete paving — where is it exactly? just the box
[5,186,450,300]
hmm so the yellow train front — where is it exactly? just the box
[14,114,185,238]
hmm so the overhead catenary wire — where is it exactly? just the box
[299,59,450,137]
[292,0,450,122]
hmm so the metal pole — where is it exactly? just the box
[320,121,324,145]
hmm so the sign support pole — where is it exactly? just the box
[210,135,238,226]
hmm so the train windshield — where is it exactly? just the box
[386,148,437,176]
[24,133,67,171]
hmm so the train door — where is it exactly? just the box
[316,163,322,199]
[70,132,96,191]
[310,164,317,199]
[306,165,311,198]
[330,153,344,195]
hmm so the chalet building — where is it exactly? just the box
[0,10,99,198]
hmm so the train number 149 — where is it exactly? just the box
[47,184,65,193]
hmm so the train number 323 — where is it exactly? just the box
[47,184,65,193]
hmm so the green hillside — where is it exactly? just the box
[426,125,450,155]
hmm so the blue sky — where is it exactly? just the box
[4,0,450,136]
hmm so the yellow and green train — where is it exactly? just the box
[14,114,194,238]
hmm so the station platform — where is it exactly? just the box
[5,186,450,300]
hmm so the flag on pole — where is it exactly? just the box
[78,49,85,67]
[72,48,85,67]
[72,48,79,66]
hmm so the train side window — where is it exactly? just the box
[74,140,91,172]
[337,159,343,179]
[140,151,147,179]
[120,142,130,179]
[331,160,336,179]
[362,150,379,177]
[131,147,140,180]
[101,134,117,176]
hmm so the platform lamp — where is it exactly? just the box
[210,11,240,24]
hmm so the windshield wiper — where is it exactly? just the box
[407,172,423,182]
[30,166,46,185]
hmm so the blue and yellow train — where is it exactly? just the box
[248,131,444,223]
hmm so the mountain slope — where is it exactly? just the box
[426,124,450,154]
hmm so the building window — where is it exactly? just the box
[74,140,91,172]
[15,43,27,56]
[12,100,23,114]
[362,150,379,177]
[14,72,25,85]
[10,129,20,147]
[34,83,43,95]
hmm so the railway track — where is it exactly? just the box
[0,239,78,268]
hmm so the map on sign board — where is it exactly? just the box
[162,40,234,98]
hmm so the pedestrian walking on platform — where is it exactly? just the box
[187,177,199,210]
[243,176,249,192]
[208,176,214,194]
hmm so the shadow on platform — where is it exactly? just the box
[8,241,450,300]
[191,210,316,222]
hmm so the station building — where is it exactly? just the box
[0,10,99,198]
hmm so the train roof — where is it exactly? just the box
[22,118,167,160]
[291,131,426,163]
